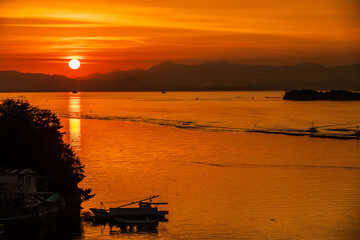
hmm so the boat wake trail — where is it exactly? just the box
[59,112,359,140]
[192,161,360,170]
[192,161,227,167]
[59,113,243,132]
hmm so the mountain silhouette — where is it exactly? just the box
[0,71,78,91]
[1,62,359,92]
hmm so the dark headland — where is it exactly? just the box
[283,89,360,101]
[0,99,93,238]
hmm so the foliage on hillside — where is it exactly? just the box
[0,99,94,202]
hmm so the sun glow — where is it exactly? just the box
[0,0,359,76]
[69,59,81,69]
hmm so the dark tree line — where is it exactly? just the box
[0,99,94,202]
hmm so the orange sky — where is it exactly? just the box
[0,0,359,77]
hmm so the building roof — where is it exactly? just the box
[0,168,36,175]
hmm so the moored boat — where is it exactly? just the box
[90,195,168,224]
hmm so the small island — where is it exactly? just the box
[283,89,360,101]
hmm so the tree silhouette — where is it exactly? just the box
[0,99,94,202]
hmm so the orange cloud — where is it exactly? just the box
[0,0,359,77]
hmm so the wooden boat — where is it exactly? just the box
[110,195,168,221]
[90,195,168,223]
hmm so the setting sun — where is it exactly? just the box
[69,59,80,69]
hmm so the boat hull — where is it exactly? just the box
[90,208,109,220]
[115,218,159,226]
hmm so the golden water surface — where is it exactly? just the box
[1,92,359,240]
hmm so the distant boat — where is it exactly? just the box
[307,123,354,134]
[161,91,166,94]
[307,123,318,133]
[72,89,78,94]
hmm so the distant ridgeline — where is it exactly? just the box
[1,62,360,91]
[283,89,360,101]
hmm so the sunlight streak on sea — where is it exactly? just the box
[1,91,359,240]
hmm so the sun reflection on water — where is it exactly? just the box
[68,93,81,151]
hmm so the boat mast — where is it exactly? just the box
[116,195,159,208]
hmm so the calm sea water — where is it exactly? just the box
[1,91,360,240]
